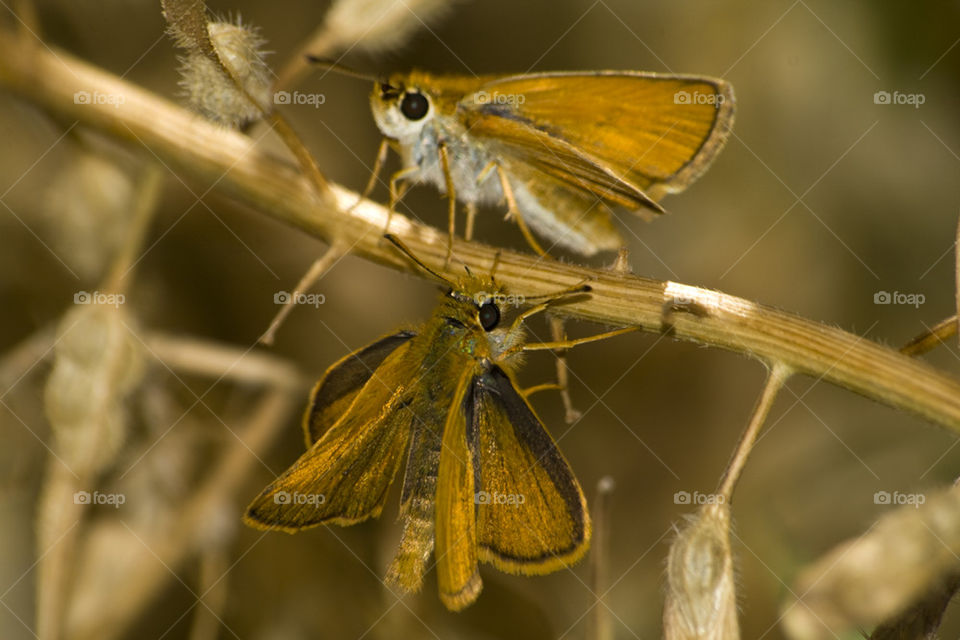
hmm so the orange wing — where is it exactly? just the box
[458,71,734,213]
[468,366,591,573]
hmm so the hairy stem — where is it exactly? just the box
[3,32,960,435]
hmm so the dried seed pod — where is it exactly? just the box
[782,485,960,639]
[664,502,740,640]
[169,7,272,128]
[44,304,144,474]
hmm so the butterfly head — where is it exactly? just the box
[370,73,436,143]
[439,274,527,362]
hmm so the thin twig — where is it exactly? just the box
[716,363,790,502]
[259,240,348,346]
[900,315,957,357]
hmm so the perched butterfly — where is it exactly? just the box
[244,235,634,610]
[352,68,734,257]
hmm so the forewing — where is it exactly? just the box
[459,72,734,211]
[244,344,414,531]
[468,366,590,574]
[303,331,416,445]
[434,371,482,610]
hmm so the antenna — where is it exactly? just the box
[305,56,381,84]
[383,234,456,287]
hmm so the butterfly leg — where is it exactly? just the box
[387,166,418,234]
[437,141,457,266]
[522,382,563,398]
[494,165,549,258]
[548,316,583,424]
[521,326,637,353]
[464,201,478,242]
[350,138,390,214]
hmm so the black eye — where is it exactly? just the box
[478,302,500,331]
[400,91,429,120]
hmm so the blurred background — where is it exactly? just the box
[2,0,960,638]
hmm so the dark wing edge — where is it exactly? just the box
[468,366,591,574]
[303,330,416,446]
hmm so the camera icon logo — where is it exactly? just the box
[874,490,891,505]
[274,91,292,105]
[874,291,892,305]
[673,490,691,504]
[873,90,891,105]
[274,490,292,504]
[74,91,91,104]
[674,91,691,104]
[274,291,291,304]
[474,491,491,505]
[73,490,92,504]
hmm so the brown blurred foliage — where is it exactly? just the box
[2,1,960,638]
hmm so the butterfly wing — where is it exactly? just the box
[467,366,591,574]
[303,330,416,445]
[459,71,734,212]
[434,370,483,610]
[244,340,416,530]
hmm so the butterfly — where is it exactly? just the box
[244,234,634,609]
[357,69,734,257]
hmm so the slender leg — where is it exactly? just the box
[521,327,637,353]
[549,316,583,424]
[503,284,592,336]
[464,201,477,242]
[387,166,419,233]
[523,382,563,398]
[496,165,549,258]
[349,138,390,213]
[437,142,457,266]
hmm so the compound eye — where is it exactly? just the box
[478,302,500,331]
[400,91,429,120]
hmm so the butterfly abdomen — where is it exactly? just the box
[385,417,442,593]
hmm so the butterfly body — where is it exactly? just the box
[245,271,591,610]
[370,70,735,254]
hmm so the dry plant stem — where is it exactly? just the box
[6,37,960,437]
[37,460,81,640]
[588,477,615,640]
[716,363,790,502]
[259,240,348,345]
[103,162,165,294]
[956,212,959,347]
[900,315,958,357]
[73,387,299,640]
[187,550,231,640]
[266,110,331,199]
[145,332,305,390]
